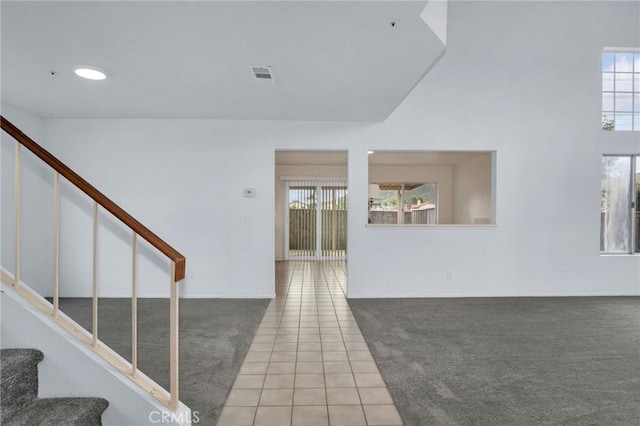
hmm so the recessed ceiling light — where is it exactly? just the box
[368,150,374,155]
[74,67,107,80]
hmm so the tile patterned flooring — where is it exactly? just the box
[217,261,403,426]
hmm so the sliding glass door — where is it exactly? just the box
[285,181,347,260]
[601,156,639,253]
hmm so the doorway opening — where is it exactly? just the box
[275,150,348,261]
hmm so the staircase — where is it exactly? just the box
[1,115,187,418]
[1,349,108,425]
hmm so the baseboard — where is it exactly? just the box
[346,292,640,299]
[41,293,276,299]
[170,293,276,299]
[22,293,275,299]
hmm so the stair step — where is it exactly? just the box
[3,397,109,426]
[1,349,44,422]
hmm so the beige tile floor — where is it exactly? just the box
[217,261,403,426]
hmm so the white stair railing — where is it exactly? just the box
[1,116,185,411]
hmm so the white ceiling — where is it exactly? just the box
[1,1,445,122]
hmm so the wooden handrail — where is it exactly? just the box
[1,116,186,282]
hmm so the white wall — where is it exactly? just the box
[452,153,492,224]
[2,1,639,298]
[38,120,362,297]
[1,285,191,425]
[1,104,54,296]
[275,164,347,261]
[349,0,640,297]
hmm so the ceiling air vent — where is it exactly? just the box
[250,66,275,84]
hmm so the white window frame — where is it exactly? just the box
[602,48,640,131]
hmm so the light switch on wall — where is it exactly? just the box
[244,188,256,198]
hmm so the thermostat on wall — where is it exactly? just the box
[244,188,256,198]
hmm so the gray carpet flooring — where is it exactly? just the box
[348,297,640,426]
[57,298,269,426]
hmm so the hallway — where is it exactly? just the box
[217,261,402,426]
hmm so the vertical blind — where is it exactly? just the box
[286,181,347,260]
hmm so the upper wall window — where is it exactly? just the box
[602,50,640,131]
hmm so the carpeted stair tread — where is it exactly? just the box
[1,349,44,371]
[1,349,44,422]
[3,397,109,426]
